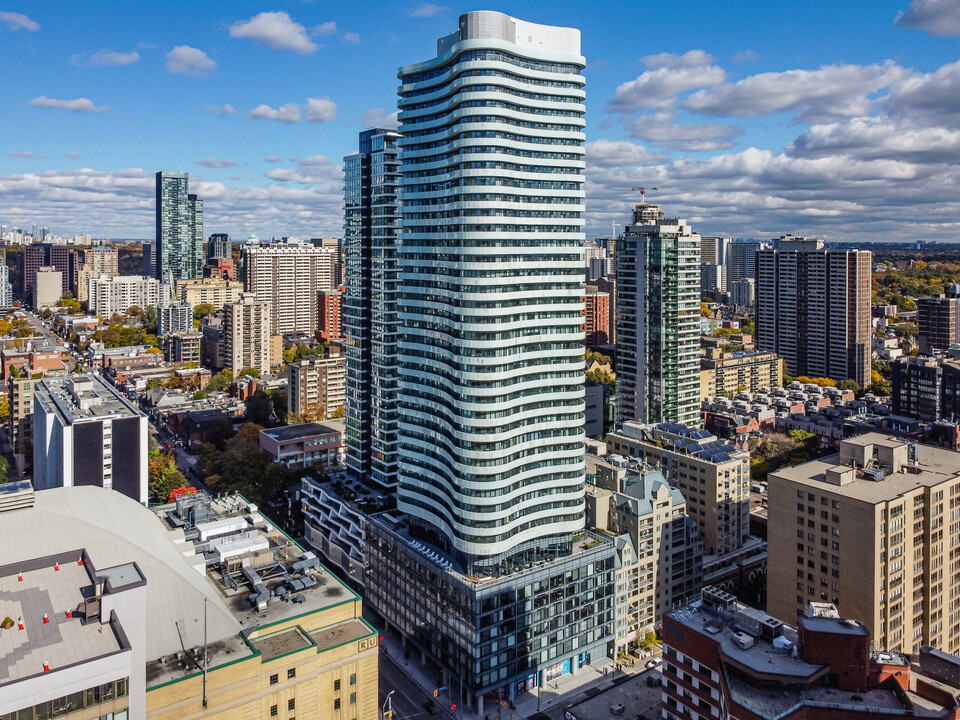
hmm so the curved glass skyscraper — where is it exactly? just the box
[396,11,587,575]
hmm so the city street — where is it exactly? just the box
[379,651,451,720]
[19,309,67,348]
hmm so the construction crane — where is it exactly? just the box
[611,185,659,203]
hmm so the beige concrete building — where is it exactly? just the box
[0,484,379,720]
[586,462,702,651]
[700,348,784,400]
[606,422,750,557]
[243,245,337,335]
[176,277,244,310]
[224,293,272,376]
[288,347,347,421]
[87,275,172,318]
[767,433,960,655]
[77,247,119,302]
[34,266,62,311]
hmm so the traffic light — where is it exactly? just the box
[451,704,457,711]
[433,689,439,697]
[379,635,384,642]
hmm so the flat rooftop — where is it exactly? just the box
[771,434,960,503]
[669,603,822,680]
[0,554,129,685]
[261,422,341,442]
[35,374,143,424]
[0,486,358,690]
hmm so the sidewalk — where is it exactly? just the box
[377,626,649,720]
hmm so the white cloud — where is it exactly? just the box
[264,156,284,163]
[314,21,337,36]
[626,111,741,151]
[607,64,727,112]
[10,151,33,158]
[248,103,302,123]
[362,108,400,129]
[409,3,447,17]
[166,46,216,76]
[641,50,714,69]
[305,97,337,123]
[684,62,910,122]
[65,151,81,160]
[206,104,238,116]
[584,139,666,167]
[29,96,108,113]
[229,11,317,54]
[342,32,360,44]
[0,11,39,31]
[89,50,139,66]
[789,115,960,164]
[196,157,238,169]
[895,0,960,35]
[0,166,346,241]
[889,59,960,120]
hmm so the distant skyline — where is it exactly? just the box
[2,0,960,243]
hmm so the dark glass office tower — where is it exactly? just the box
[343,129,402,488]
[155,172,203,283]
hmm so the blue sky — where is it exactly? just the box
[2,0,960,242]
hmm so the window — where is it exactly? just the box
[270,674,279,685]
[334,679,341,691]
[288,669,296,679]
[334,699,341,710]
[288,699,296,711]
[350,673,356,685]
[271,706,278,717]
[350,692,357,704]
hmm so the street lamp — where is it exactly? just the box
[382,690,394,719]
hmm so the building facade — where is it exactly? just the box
[316,289,343,342]
[288,349,346,421]
[259,422,343,469]
[77,246,119,303]
[243,245,337,336]
[0,264,11,307]
[767,433,960,655]
[343,128,402,488]
[223,293,272,376]
[606,422,751,558]
[617,204,701,427]
[87,275,172,318]
[163,330,202,365]
[756,240,871,387]
[661,587,960,720]
[157,300,193,337]
[586,463,702,649]
[892,355,960,422]
[730,278,755,307]
[155,171,203,283]
[918,295,960,355]
[0,485,379,720]
[34,266,62,311]
[396,11,588,575]
[207,232,231,261]
[176,277,244,309]
[584,285,610,346]
[700,348,784,400]
[33,375,148,503]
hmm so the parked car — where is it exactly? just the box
[610,703,625,716]
[645,658,662,669]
